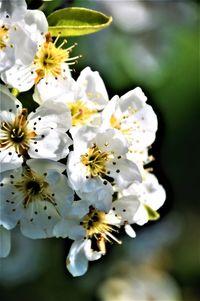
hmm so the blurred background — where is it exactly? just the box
[0,0,199,300]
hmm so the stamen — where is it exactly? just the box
[81,144,109,177]
[67,100,97,126]
[0,110,37,154]
[0,25,9,50]
[57,39,67,49]
[33,33,80,83]
[14,166,56,209]
[81,209,122,254]
[53,34,61,45]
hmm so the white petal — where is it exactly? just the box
[0,84,22,112]
[77,66,109,109]
[94,128,128,155]
[142,173,166,210]
[54,219,85,240]
[0,173,24,229]
[0,147,23,172]
[10,25,37,65]
[24,9,48,35]
[66,240,89,277]
[107,158,142,189]
[0,47,15,72]
[29,130,72,161]
[124,224,136,238]
[26,159,66,175]
[101,95,118,129]
[71,125,99,152]
[84,239,102,261]
[113,196,140,224]
[0,226,11,258]
[33,76,76,105]
[28,102,72,160]
[2,63,35,91]
[20,201,60,239]
[28,100,71,130]
[119,87,147,111]
[77,181,113,213]
[0,0,27,21]
[134,204,149,226]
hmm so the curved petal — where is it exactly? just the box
[20,201,60,239]
[0,85,22,113]
[119,87,147,111]
[24,10,48,35]
[112,196,140,224]
[77,66,109,109]
[54,219,85,240]
[66,240,89,277]
[107,158,142,189]
[0,0,27,21]
[84,239,102,261]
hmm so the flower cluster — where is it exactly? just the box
[0,1,166,277]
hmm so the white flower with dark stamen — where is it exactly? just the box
[67,126,141,208]
[0,159,74,239]
[2,31,80,92]
[121,170,166,225]
[102,87,158,164]
[33,66,109,133]
[54,197,140,277]
[0,86,72,172]
[0,0,48,73]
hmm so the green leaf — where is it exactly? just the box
[47,7,112,37]
[144,204,160,221]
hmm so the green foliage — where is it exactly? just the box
[144,204,160,221]
[47,7,112,37]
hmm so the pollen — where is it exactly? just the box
[0,25,9,50]
[81,207,121,255]
[0,109,36,155]
[81,144,109,177]
[110,114,135,139]
[33,32,80,83]
[67,100,97,126]
[110,114,121,130]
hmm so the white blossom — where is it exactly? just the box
[0,85,72,172]
[0,0,48,73]
[67,126,141,207]
[121,170,166,225]
[102,87,157,164]
[33,66,109,134]
[1,31,79,92]
[0,159,74,239]
[54,196,140,277]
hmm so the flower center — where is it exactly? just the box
[33,33,78,83]
[0,25,9,50]
[14,166,55,208]
[67,100,97,126]
[81,207,121,254]
[0,109,36,154]
[81,144,109,177]
[26,180,41,195]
